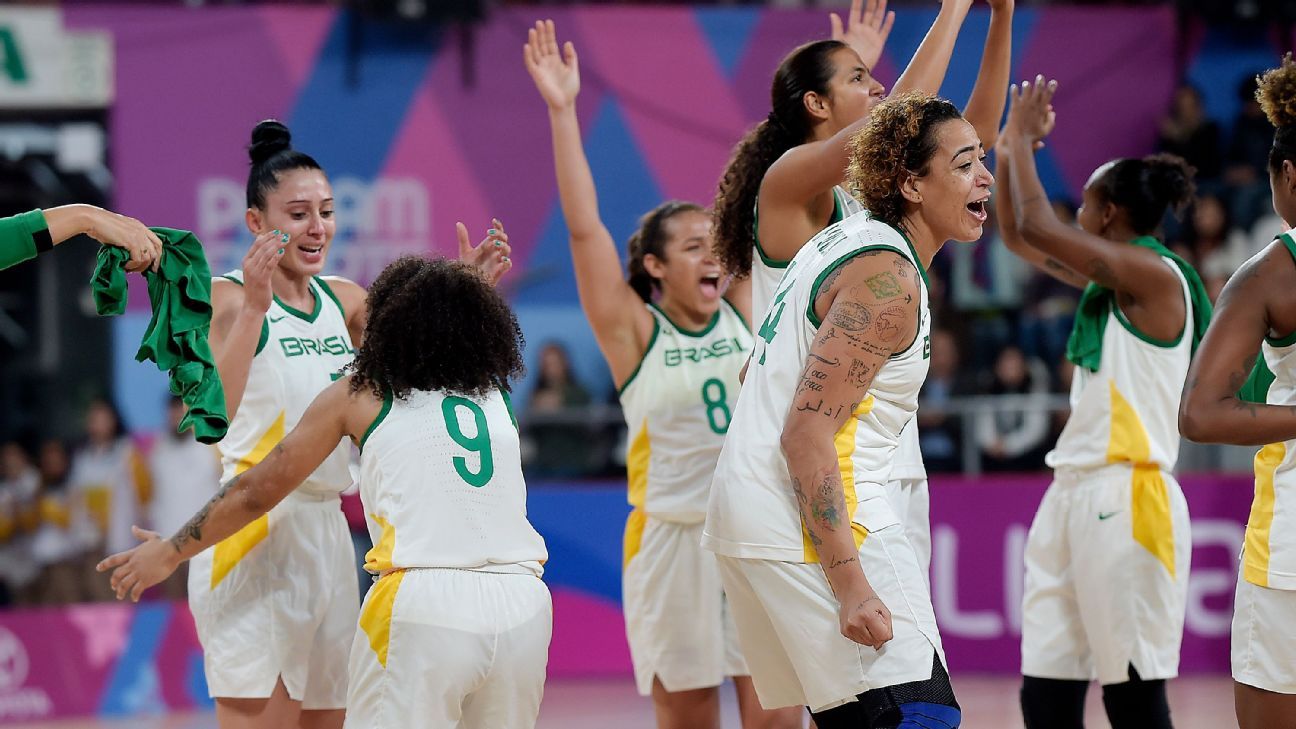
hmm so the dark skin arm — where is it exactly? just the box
[1001,77,1184,342]
[97,378,380,601]
[1180,244,1296,445]
[993,141,1089,289]
[780,249,920,649]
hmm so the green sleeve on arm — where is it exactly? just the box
[0,210,48,271]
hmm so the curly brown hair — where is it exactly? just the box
[845,92,962,226]
[347,256,524,401]
[1258,53,1296,176]
[712,40,849,277]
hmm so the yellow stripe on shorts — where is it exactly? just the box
[1106,383,1175,576]
[359,569,406,668]
[1244,442,1285,587]
[210,411,284,588]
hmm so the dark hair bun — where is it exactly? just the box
[248,120,292,167]
[1142,153,1195,214]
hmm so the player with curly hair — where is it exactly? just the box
[99,256,550,729]
[703,91,992,728]
[997,77,1211,729]
[1179,53,1296,729]
[713,0,1013,579]
[97,118,510,729]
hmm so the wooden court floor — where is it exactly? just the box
[8,674,1238,728]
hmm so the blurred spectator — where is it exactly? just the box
[69,397,151,601]
[1176,193,1253,301]
[1224,73,1276,230]
[524,341,596,477]
[29,439,83,604]
[148,396,221,599]
[918,329,974,473]
[1157,84,1222,181]
[0,442,41,606]
[1019,199,1081,366]
[976,345,1052,472]
[946,218,1031,368]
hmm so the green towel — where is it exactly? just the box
[92,228,228,444]
[1065,236,1213,373]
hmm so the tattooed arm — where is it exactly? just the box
[1180,249,1296,445]
[780,250,919,649]
[96,378,367,601]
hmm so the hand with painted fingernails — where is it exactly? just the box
[524,19,580,112]
[96,525,178,603]
[457,218,512,286]
[831,0,895,72]
[82,206,164,274]
[242,229,288,314]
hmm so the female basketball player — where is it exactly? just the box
[101,256,550,729]
[704,90,992,727]
[712,0,1014,572]
[161,120,509,729]
[997,77,1209,729]
[1178,54,1296,729]
[524,19,801,729]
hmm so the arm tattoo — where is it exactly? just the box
[874,305,906,342]
[829,302,873,331]
[810,475,844,531]
[171,475,241,552]
[864,272,903,299]
[848,359,873,387]
[808,353,840,367]
[828,555,858,569]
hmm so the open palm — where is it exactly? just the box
[524,19,580,111]
[830,0,895,71]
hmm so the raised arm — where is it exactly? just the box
[961,0,1014,150]
[888,0,974,98]
[208,230,287,421]
[1003,78,1178,301]
[993,141,1088,289]
[1180,247,1296,445]
[97,378,363,601]
[780,249,921,649]
[0,206,163,273]
[525,20,650,382]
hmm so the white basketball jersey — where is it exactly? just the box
[705,214,931,564]
[1045,258,1194,473]
[358,388,546,576]
[1242,231,1296,590]
[751,185,864,332]
[217,272,354,495]
[619,300,752,521]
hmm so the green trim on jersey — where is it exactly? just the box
[501,388,519,431]
[805,245,907,328]
[274,284,322,324]
[722,297,749,331]
[1268,234,1296,347]
[1268,329,1296,348]
[617,315,661,396]
[314,276,347,320]
[218,274,270,355]
[360,389,395,451]
[752,188,848,270]
[1112,299,1184,349]
[887,223,930,290]
[649,302,721,338]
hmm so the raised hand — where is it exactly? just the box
[457,218,512,286]
[1005,75,1059,145]
[830,0,895,71]
[524,19,580,112]
[241,229,288,314]
[96,525,178,603]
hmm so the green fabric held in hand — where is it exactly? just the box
[1065,236,1213,373]
[91,227,228,444]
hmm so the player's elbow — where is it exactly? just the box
[779,420,819,466]
[1177,396,1220,443]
